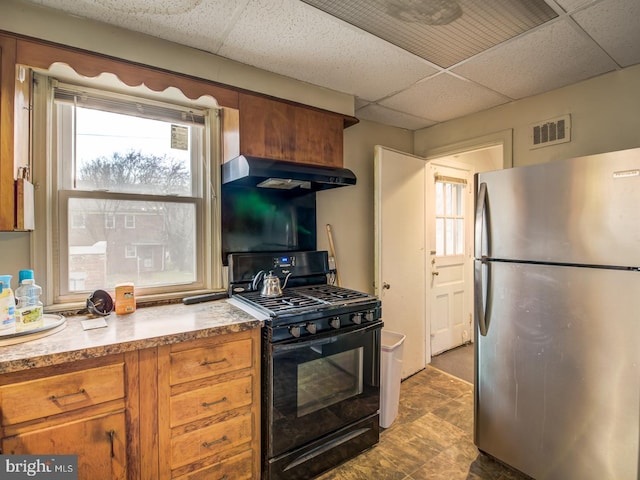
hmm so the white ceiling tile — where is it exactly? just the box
[571,0,640,67]
[553,0,602,12]
[299,0,558,68]
[356,104,436,130]
[217,0,440,101]
[452,18,618,99]
[354,98,370,110]
[379,73,511,122]
[29,0,248,53]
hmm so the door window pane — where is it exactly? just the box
[435,180,465,256]
[435,182,444,215]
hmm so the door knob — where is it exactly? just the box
[432,271,439,276]
[382,282,391,290]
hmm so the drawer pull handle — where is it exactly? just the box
[202,396,227,408]
[200,357,227,366]
[108,429,115,458]
[49,388,87,402]
[202,435,228,449]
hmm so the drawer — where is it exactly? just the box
[0,363,125,425]
[173,449,253,480]
[171,412,252,469]
[170,375,252,427]
[170,339,252,385]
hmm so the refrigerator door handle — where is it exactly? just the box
[474,182,487,259]
[474,259,490,336]
[475,182,489,336]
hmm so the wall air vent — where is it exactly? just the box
[529,114,571,149]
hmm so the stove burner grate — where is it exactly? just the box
[233,285,377,317]
[294,285,372,303]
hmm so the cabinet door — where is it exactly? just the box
[0,36,17,230]
[239,94,296,161]
[293,106,343,167]
[238,94,343,167]
[2,412,127,480]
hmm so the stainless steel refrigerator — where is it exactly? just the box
[473,148,640,480]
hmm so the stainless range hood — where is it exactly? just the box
[222,155,356,192]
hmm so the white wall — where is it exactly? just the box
[0,233,30,279]
[415,64,640,167]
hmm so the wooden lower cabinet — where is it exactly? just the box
[154,329,261,479]
[173,449,254,480]
[0,328,261,480]
[2,411,127,479]
[0,354,132,480]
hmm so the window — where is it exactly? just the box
[434,177,466,256]
[124,215,136,229]
[32,75,222,305]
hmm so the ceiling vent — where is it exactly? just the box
[300,0,557,68]
[529,114,571,149]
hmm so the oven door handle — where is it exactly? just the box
[271,321,382,353]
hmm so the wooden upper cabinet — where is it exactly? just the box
[0,34,33,232]
[0,35,17,231]
[225,93,348,168]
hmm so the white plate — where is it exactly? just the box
[0,314,67,346]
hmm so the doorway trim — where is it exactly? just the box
[420,129,512,366]
[421,129,513,169]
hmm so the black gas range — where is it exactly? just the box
[226,251,383,480]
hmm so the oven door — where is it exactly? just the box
[266,320,382,457]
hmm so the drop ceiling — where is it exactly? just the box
[16,0,640,130]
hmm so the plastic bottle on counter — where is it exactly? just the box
[15,270,44,332]
[0,275,16,334]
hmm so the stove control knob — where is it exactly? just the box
[351,313,362,325]
[289,325,301,338]
[305,322,317,334]
[329,317,341,329]
[364,310,375,322]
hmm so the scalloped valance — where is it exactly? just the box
[16,37,239,109]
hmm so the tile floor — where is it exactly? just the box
[317,364,530,480]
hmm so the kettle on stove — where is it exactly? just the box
[260,271,290,298]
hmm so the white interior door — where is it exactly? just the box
[426,161,474,355]
[374,146,427,379]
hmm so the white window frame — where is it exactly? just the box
[31,73,224,308]
[125,245,137,259]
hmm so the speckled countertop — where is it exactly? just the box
[0,299,261,375]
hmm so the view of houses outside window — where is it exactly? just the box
[55,92,206,296]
